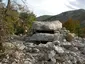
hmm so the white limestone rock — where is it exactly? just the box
[29,33,54,41]
[53,45,64,53]
[32,20,62,31]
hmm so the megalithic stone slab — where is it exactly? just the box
[32,20,62,31]
[29,33,55,41]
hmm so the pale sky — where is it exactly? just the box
[3,0,85,16]
[25,0,85,16]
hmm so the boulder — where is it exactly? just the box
[29,33,54,41]
[32,20,62,31]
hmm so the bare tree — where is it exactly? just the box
[0,0,2,2]
[7,0,11,9]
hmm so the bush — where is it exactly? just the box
[15,26,24,35]
[79,34,85,38]
[63,18,80,35]
[65,34,73,42]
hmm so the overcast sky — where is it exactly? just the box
[3,0,85,16]
[25,0,85,16]
[26,0,71,16]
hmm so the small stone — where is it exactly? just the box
[53,40,60,45]
[24,61,31,64]
[54,45,64,53]
[49,50,55,59]
[63,39,67,42]
[46,42,54,48]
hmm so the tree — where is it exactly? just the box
[0,0,32,35]
[0,0,36,52]
[7,0,11,9]
[0,0,2,2]
[63,18,81,36]
[15,12,36,35]
[79,27,85,38]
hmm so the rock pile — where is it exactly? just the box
[24,20,85,64]
[1,20,85,64]
[24,30,85,64]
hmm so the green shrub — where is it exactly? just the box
[65,34,73,42]
[15,26,24,35]
[79,34,85,38]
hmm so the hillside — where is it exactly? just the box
[2,19,85,64]
[37,9,85,27]
[37,15,52,21]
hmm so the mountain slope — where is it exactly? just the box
[37,9,85,27]
[37,15,52,21]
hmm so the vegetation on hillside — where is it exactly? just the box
[63,18,85,37]
[37,15,51,21]
[37,9,85,27]
[37,10,85,38]
[15,12,36,35]
[0,0,36,52]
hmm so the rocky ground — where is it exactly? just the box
[0,21,85,64]
[0,28,85,64]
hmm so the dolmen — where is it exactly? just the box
[28,20,62,44]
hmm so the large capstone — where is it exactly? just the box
[32,20,62,32]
